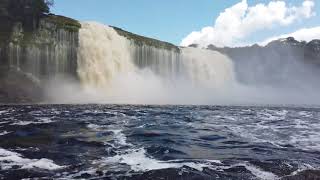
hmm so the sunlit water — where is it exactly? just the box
[0,105,319,179]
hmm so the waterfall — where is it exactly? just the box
[181,47,235,89]
[129,43,182,79]
[77,22,134,90]
[76,22,237,104]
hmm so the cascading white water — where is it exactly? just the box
[77,22,134,90]
[129,43,182,79]
[75,22,238,104]
[181,47,235,89]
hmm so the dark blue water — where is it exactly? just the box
[0,105,319,180]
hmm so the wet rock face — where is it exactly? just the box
[5,16,80,81]
[0,3,81,103]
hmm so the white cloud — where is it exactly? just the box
[260,26,320,46]
[180,0,315,47]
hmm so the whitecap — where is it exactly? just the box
[0,148,64,170]
[0,131,11,136]
[240,163,279,180]
[12,117,54,126]
[96,148,220,172]
[0,110,8,115]
[87,123,102,130]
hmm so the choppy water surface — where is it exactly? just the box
[0,105,320,180]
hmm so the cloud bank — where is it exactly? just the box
[180,0,315,47]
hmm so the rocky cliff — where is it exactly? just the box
[112,26,181,74]
[206,37,320,88]
[112,26,180,53]
[0,0,81,103]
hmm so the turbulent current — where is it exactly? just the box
[0,105,320,179]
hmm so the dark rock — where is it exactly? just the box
[78,173,92,179]
[96,170,104,176]
[189,44,199,48]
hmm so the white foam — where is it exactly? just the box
[240,163,279,180]
[91,125,222,173]
[0,110,8,115]
[87,124,102,131]
[87,124,131,147]
[96,148,220,172]
[110,129,130,146]
[290,163,316,176]
[12,117,54,126]
[0,131,11,136]
[21,158,64,170]
[221,108,320,151]
[97,147,280,180]
[258,110,287,121]
[0,148,64,170]
[64,168,98,179]
[298,111,313,117]
[289,133,320,151]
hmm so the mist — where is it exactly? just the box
[43,22,320,106]
[216,39,320,105]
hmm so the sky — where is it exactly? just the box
[51,0,320,47]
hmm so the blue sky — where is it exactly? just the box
[52,0,320,46]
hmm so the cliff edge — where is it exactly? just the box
[0,0,81,103]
